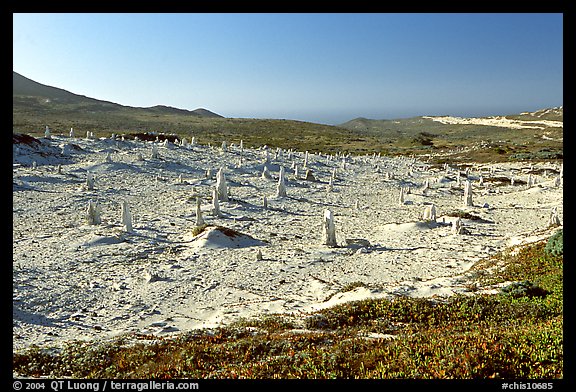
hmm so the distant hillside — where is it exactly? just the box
[12,71,222,118]
[337,108,562,162]
[12,71,562,163]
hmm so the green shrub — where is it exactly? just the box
[544,230,563,256]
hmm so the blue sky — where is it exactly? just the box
[13,13,563,125]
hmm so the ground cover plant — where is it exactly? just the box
[13,233,563,379]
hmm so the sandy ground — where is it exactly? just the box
[12,133,563,351]
[422,115,563,130]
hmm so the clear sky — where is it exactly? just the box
[13,13,563,125]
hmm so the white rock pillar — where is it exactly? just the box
[86,200,101,225]
[86,171,95,191]
[121,200,133,233]
[216,168,229,201]
[452,217,464,235]
[212,188,223,217]
[548,207,561,227]
[464,180,473,207]
[276,167,287,198]
[151,144,160,159]
[423,204,437,222]
[323,209,337,247]
[262,165,273,180]
[195,197,205,226]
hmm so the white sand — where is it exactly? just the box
[13,134,563,351]
[423,115,563,130]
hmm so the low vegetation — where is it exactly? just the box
[13,232,563,379]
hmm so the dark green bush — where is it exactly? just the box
[545,230,563,256]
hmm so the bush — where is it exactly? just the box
[544,230,563,256]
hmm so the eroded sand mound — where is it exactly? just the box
[186,226,266,250]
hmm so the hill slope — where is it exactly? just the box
[13,71,222,118]
[13,71,562,162]
[338,108,562,162]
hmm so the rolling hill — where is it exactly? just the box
[13,71,222,118]
[13,71,562,163]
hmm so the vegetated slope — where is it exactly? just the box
[339,108,563,162]
[12,71,222,120]
[13,71,563,162]
[12,72,382,155]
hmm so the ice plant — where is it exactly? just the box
[323,209,337,247]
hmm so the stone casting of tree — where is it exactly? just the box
[86,200,101,225]
[276,166,287,198]
[305,169,315,181]
[327,177,334,192]
[44,126,51,139]
[262,165,273,180]
[151,144,160,159]
[69,128,75,138]
[323,209,337,247]
[548,207,561,227]
[216,168,229,202]
[399,187,405,205]
[121,200,133,233]
[195,197,205,226]
[422,204,437,222]
[86,171,95,191]
[452,217,464,235]
[464,180,473,207]
[212,188,223,217]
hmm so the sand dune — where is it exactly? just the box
[13,134,563,350]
